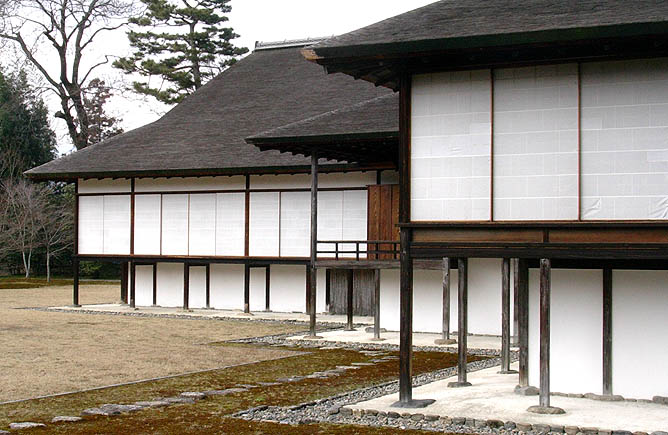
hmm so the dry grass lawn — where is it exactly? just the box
[0,283,303,402]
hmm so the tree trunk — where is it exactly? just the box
[46,252,51,283]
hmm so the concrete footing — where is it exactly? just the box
[390,399,436,408]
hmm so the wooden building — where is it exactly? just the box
[275,0,668,410]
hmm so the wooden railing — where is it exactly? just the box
[316,240,400,260]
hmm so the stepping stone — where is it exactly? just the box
[163,397,196,405]
[134,400,170,408]
[351,362,374,366]
[256,382,281,386]
[0,430,9,434]
[9,422,46,429]
[52,416,82,423]
[275,376,305,383]
[180,392,207,400]
[82,404,144,416]
[336,365,359,370]
[203,388,247,396]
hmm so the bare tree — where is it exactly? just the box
[0,0,136,150]
[38,195,73,282]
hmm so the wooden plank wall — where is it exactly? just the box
[368,184,400,259]
[329,269,374,316]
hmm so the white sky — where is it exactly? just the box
[45,0,434,154]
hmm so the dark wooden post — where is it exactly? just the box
[512,258,519,347]
[73,259,80,307]
[243,263,250,313]
[345,269,354,331]
[129,261,136,308]
[305,265,311,313]
[500,258,516,374]
[152,263,158,306]
[371,268,384,341]
[183,263,190,311]
[435,257,455,345]
[516,259,531,391]
[205,263,211,309]
[603,268,613,396]
[325,269,331,313]
[265,265,271,312]
[306,150,321,338]
[120,262,128,304]
[528,258,564,414]
[449,258,472,388]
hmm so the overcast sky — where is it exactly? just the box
[49,0,434,154]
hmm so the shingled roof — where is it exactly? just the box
[26,42,393,181]
[305,0,668,89]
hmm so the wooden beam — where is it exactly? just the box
[265,265,271,312]
[435,257,455,345]
[603,267,613,395]
[517,259,530,388]
[183,263,190,311]
[345,269,354,331]
[152,263,157,306]
[449,258,472,388]
[73,180,80,307]
[205,263,211,309]
[500,258,516,374]
[512,258,519,346]
[372,268,383,341]
[129,261,136,308]
[244,263,250,313]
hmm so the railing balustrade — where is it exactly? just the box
[316,240,400,260]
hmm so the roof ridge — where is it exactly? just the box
[254,36,333,51]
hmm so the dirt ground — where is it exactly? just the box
[0,283,303,402]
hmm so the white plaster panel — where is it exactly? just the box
[188,194,216,256]
[379,269,400,332]
[78,178,130,193]
[102,195,131,255]
[250,174,310,189]
[161,194,189,255]
[78,196,103,254]
[413,270,443,333]
[135,176,245,192]
[249,192,279,256]
[249,267,267,311]
[209,264,244,310]
[467,258,502,335]
[269,265,306,313]
[319,172,376,188]
[316,268,326,313]
[317,191,343,257]
[613,270,668,399]
[341,190,368,258]
[279,191,310,257]
[188,266,207,309]
[134,265,154,307]
[156,263,183,307]
[529,269,603,395]
[411,70,492,221]
[215,192,245,256]
[134,194,161,255]
[493,64,579,220]
[581,58,668,220]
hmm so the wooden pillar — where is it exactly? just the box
[345,269,354,331]
[129,261,136,308]
[371,268,384,341]
[265,265,271,312]
[325,269,331,313]
[152,263,157,306]
[73,259,80,307]
[120,262,128,304]
[243,263,250,313]
[435,257,455,345]
[183,263,189,311]
[398,228,414,402]
[205,263,211,309]
[528,258,564,414]
[603,268,613,396]
[517,258,530,389]
[449,258,472,387]
[500,258,516,374]
[512,258,520,347]
[305,265,311,314]
[306,150,320,338]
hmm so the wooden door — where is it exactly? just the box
[367,184,400,259]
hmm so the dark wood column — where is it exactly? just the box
[120,262,128,304]
[129,261,136,308]
[325,269,331,313]
[183,263,190,311]
[73,180,80,307]
[345,269,354,331]
[435,257,455,345]
[73,259,80,307]
[265,265,271,312]
[528,258,564,414]
[371,268,384,341]
[512,258,519,347]
[205,263,211,309]
[603,268,613,396]
[306,150,321,338]
[516,258,531,391]
[152,263,158,306]
[243,263,250,313]
[500,258,516,374]
[449,258,472,388]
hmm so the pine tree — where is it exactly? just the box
[113,0,248,104]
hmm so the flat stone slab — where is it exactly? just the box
[134,400,171,408]
[527,405,566,415]
[163,397,196,404]
[9,422,47,429]
[256,382,281,387]
[351,362,375,366]
[180,392,207,400]
[203,388,247,396]
[82,404,144,416]
[52,416,83,423]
